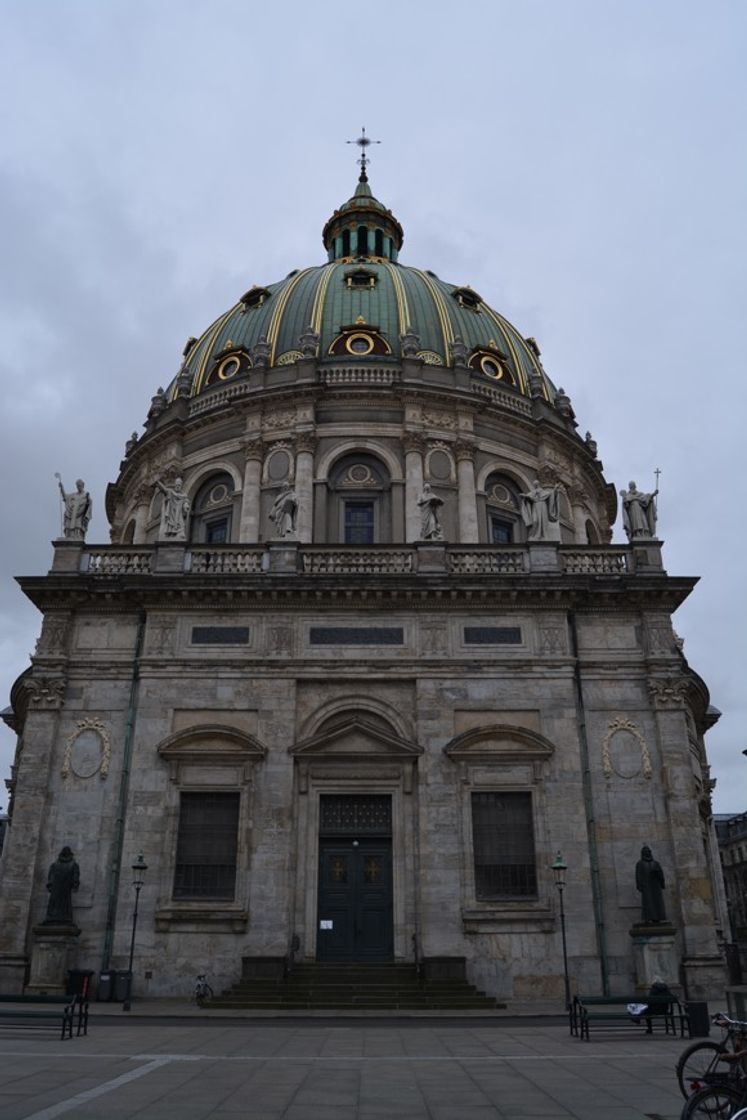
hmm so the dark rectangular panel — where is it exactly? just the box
[191,626,250,645]
[463,626,522,645]
[309,627,404,646]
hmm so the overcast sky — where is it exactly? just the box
[1,0,744,812]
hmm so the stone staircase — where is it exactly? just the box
[211,962,502,1011]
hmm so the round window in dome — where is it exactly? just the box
[480,355,504,379]
[345,333,374,356]
[218,355,241,380]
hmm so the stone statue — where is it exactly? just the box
[251,335,271,368]
[298,325,320,358]
[55,475,92,541]
[417,483,444,540]
[147,387,167,421]
[520,480,561,541]
[620,481,658,540]
[527,371,544,399]
[554,387,574,419]
[125,432,139,456]
[584,431,598,458]
[400,325,421,358]
[635,845,667,923]
[269,482,298,538]
[449,336,469,368]
[156,477,191,540]
[43,846,80,925]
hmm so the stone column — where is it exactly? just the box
[239,439,263,543]
[648,676,726,999]
[403,433,425,543]
[455,440,479,543]
[0,679,66,993]
[132,488,151,545]
[295,434,317,544]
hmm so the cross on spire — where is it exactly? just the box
[346,127,381,181]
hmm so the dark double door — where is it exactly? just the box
[317,837,393,961]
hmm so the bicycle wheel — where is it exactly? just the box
[677,1042,728,1098]
[680,1083,744,1120]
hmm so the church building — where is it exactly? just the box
[0,152,727,1005]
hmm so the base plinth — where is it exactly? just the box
[26,923,81,995]
[629,924,679,992]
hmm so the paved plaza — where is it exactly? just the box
[0,1014,692,1120]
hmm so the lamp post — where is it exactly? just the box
[122,853,147,1012]
[551,851,571,1009]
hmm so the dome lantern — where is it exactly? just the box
[322,171,404,263]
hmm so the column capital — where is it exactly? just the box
[243,437,264,462]
[295,432,318,456]
[402,431,426,456]
[454,438,476,463]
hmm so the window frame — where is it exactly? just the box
[470,790,538,901]
[173,790,241,901]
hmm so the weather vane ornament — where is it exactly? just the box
[346,127,381,181]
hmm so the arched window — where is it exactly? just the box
[484,472,523,544]
[357,226,369,256]
[374,229,384,257]
[122,520,136,544]
[327,453,392,544]
[189,472,235,544]
[342,229,350,257]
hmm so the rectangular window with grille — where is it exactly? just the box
[471,791,537,899]
[173,791,240,899]
[344,501,375,544]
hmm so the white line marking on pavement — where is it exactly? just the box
[19,1057,172,1120]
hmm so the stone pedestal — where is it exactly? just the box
[414,542,447,573]
[26,923,81,995]
[681,956,728,1001]
[629,923,678,992]
[528,543,560,572]
[267,542,299,573]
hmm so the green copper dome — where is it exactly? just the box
[172,175,554,402]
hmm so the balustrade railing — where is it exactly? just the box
[82,549,153,574]
[75,543,637,578]
[320,367,400,386]
[302,548,414,574]
[561,548,629,575]
[448,548,527,574]
[187,548,265,574]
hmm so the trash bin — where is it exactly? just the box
[113,969,132,1002]
[686,1001,710,1037]
[97,972,113,1001]
[67,969,95,998]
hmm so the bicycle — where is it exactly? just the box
[192,974,213,1008]
[679,1081,746,1119]
[676,1013,747,1099]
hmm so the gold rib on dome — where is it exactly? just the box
[310,263,337,333]
[193,303,243,394]
[268,268,316,365]
[381,261,410,337]
[411,268,453,356]
[480,305,529,395]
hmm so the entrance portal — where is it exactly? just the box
[316,795,393,961]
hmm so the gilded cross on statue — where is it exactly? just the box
[346,127,381,180]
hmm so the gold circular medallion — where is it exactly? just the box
[480,354,503,379]
[217,355,241,380]
[345,332,374,356]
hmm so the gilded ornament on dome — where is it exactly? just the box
[416,351,444,366]
[276,350,304,366]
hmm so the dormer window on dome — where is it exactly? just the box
[344,267,377,290]
[239,285,271,311]
[469,347,515,386]
[453,286,483,311]
[329,323,391,358]
[204,346,252,388]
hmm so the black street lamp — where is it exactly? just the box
[551,851,571,1009]
[122,853,148,1012]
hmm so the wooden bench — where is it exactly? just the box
[570,994,687,1041]
[0,994,89,1039]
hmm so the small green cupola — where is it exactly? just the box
[322,169,404,263]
